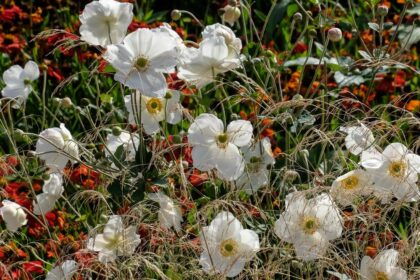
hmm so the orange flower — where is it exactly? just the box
[406,100,420,112]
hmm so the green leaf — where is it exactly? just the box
[263,0,292,43]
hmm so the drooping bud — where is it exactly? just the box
[171,9,182,21]
[327,27,343,42]
[377,5,389,17]
[293,12,303,22]
[222,5,241,26]
[112,126,122,137]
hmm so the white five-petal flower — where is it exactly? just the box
[104,27,179,97]
[359,249,407,280]
[35,124,79,172]
[178,24,242,88]
[330,169,372,206]
[236,137,275,193]
[340,123,375,155]
[1,61,39,108]
[79,0,133,47]
[87,215,141,263]
[33,173,64,215]
[199,211,260,277]
[148,192,183,232]
[45,260,79,280]
[124,90,183,135]
[274,192,343,261]
[360,143,420,202]
[188,113,253,181]
[0,200,27,232]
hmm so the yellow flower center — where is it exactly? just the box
[340,175,359,190]
[388,161,406,179]
[216,133,229,148]
[219,238,238,257]
[374,272,389,280]
[135,56,150,72]
[106,234,123,250]
[146,98,162,114]
[302,216,319,234]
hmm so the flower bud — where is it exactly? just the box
[61,97,73,108]
[222,5,241,26]
[112,126,122,136]
[171,9,182,21]
[308,29,317,38]
[284,169,299,183]
[293,12,303,22]
[377,5,388,17]
[327,27,342,42]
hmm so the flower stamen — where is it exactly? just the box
[340,175,359,190]
[135,56,150,72]
[388,161,406,179]
[302,216,319,235]
[219,238,238,257]
[146,98,162,114]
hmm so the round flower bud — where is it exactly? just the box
[284,169,299,183]
[308,29,317,38]
[327,27,342,42]
[377,5,388,17]
[223,5,241,26]
[171,9,182,21]
[112,126,122,136]
[61,97,73,108]
[293,12,303,22]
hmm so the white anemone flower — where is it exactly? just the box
[1,61,39,108]
[274,192,343,261]
[33,173,64,215]
[45,260,79,280]
[104,28,179,97]
[148,192,183,232]
[87,215,141,263]
[124,90,183,135]
[360,143,420,202]
[202,23,242,55]
[0,200,27,232]
[178,33,242,88]
[79,0,133,47]
[35,124,79,172]
[105,130,140,162]
[188,113,253,181]
[330,169,372,206]
[359,249,407,280]
[199,211,260,277]
[340,123,375,155]
[236,138,275,194]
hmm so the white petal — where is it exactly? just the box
[188,114,223,145]
[33,193,58,215]
[104,44,134,75]
[359,256,375,279]
[382,143,407,160]
[214,143,245,181]
[191,145,217,171]
[2,65,24,85]
[360,148,384,170]
[23,61,40,81]
[226,120,253,147]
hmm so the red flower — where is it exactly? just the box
[65,165,101,190]
[0,5,25,22]
[0,33,26,54]
[188,169,208,187]
[22,261,44,275]
[393,70,406,88]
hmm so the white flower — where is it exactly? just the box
[1,61,39,108]
[202,23,242,55]
[188,113,253,181]
[148,192,183,232]
[178,25,242,88]
[105,130,140,162]
[104,27,179,97]
[0,200,27,232]
[199,211,259,277]
[35,124,79,172]
[236,138,275,193]
[124,90,183,135]
[222,5,241,26]
[87,215,141,263]
[33,173,64,215]
[330,169,372,206]
[79,0,133,47]
[360,143,420,202]
[45,260,78,280]
[359,249,407,280]
[274,192,343,261]
[340,123,375,155]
